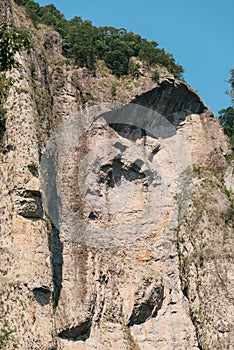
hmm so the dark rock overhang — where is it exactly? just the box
[132,79,207,118]
[100,79,208,141]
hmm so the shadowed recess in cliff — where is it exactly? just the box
[99,158,146,188]
[127,277,164,327]
[100,81,207,140]
[132,80,207,126]
[50,224,63,307]
[58,319,91,342]
[42,151,63,307]
[100,102,177,141]
[33,286,51,306]
[102,80,207,140]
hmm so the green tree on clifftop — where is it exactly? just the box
[218,69,234,151]
[14,0,184,78]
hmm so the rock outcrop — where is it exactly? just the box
[0,1,233,350]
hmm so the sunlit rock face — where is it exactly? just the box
[41,103,197,349]
[38,98,232,350]
[0,1,233,350]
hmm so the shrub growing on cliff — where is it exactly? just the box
[152,69,160,82]
[0,327,17,349]
[0,22,31,71]
[0,22,30,140]
[219,69,234,151]
[218,107,234,149]
[111,83,117,98]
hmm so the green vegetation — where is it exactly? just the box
[0,327,17,349]
[111,83,117,98]
[219,106,234,150]
[191,165,234,226]
[0,22,30,139]
[128,61,140,78]
[0,22,30,72]
[14,0,184,78]
[223,200,234,224]
[152,68,160,82]
[226,68,234,105]
[122,324,141,350]
[218,69,234,151]
[0,73,10,139]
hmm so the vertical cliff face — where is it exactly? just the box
[0,1,233,350]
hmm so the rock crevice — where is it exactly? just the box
[0,1,233,349]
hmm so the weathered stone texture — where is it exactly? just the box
[0,1,233,349]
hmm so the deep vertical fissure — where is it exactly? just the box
[50,224,63,308]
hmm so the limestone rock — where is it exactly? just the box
[0,1,233,349]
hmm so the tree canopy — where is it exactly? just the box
[218,69,234,151]
[14,0,184,78]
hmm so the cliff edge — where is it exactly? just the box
[0,1,233,349]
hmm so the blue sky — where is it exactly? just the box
[37,0,234,115]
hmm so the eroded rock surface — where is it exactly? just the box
[0,1,233,350]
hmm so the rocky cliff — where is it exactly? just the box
[0,1,233,350]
